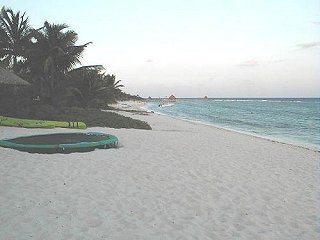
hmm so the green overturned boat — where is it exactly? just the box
[0,116,86,129]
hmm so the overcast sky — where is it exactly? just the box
[2,0,320,97]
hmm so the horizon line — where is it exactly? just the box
[145,96,320,99]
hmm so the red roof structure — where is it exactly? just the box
[168,95,176,101]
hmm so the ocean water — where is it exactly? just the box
[146,98,320,151]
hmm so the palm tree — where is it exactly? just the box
[31,21,91,72]
[26,21,91,103]
[63,65,108,107]
[103,74,124,93]
[0,7,32,71]
[63,66,125,107]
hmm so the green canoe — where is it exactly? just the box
[0,116,86,129]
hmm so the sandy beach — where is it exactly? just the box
[0,101,319,240]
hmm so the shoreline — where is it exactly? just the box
[151,111,319,153]
[115,100,319,153]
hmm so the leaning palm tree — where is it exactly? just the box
[0,7,32,71]
[26,21,91,104]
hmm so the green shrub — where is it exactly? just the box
[0,104,151,130]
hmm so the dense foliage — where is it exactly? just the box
[0,6,141,107]
[0,6,150,130]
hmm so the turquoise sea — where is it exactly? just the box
[146,98,320,151]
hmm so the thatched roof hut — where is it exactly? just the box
[0,67,30,86]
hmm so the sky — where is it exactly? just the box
[1,0,319,97]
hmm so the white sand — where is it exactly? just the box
[0,101,319,240]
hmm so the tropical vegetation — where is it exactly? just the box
[0,6,150,130]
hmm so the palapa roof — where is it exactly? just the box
[168,95,176,100]
[0,67,30,86]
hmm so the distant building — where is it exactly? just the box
[204,96,208,99]
[168,95,176,101]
